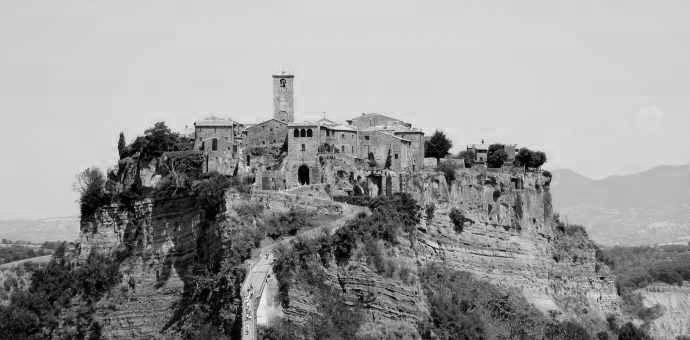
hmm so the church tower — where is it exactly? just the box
[272,73,294,122]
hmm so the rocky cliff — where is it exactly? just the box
[278,168,620,337]
[78,195,206,339]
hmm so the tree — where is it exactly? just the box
[74,167,108,218]
[487,144,508,168]
[514,148,548,170]
[117,132,126,159]
[529,151,547,169]
[514,148,532,170]
[425,130,453,161]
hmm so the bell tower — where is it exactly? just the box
[272,73,294,122]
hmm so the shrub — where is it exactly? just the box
[192,172,231,216]
[618,322,651,340]
[418,263,548,339]
[449,208,467,233]
[266,209,313,239]
[75,167,110,218]
[437,161,459,185]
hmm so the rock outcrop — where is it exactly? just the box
[79,196,204,339]
[280,168,620,335]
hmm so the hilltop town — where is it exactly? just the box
[0,74,676,340]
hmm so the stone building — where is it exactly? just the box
[273,73,294,123]
[245,118,288,150]
[190,74,427,198]
[193,117,243,174]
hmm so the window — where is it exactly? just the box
[301,144,306,151]
[273,139,276,143]
[365,136,370,140]
[307,129,313,137]
[300,129,306,137]
[395,154,399,159]
[211,138,218,151]
[326,130,330,137]
[341,133,345,139]
[341,145,345,153]
[270,128,273,132]
[262,141,265,145]
[200,141,205,151]
[294,129,299,137]
[352,146,354,153]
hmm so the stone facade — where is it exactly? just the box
[193,117,243,175]
[245,118,288,150]
[273,74,294,122]
[185,75,427,196]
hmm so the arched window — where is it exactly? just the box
[293,129,299,138]
[341,145,345,153]
[307,129,313,137]
[301,144,306,151]
[300,129,306,137]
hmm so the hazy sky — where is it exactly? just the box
[1,0,689,219]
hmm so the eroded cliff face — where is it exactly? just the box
[280,168,620,336]
[638,282,690,340]
[409,169,620,323]
[78,196,204,339]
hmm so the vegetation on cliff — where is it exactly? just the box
[0,245,121,339]
[601,244,690,328]
[419,263,593,340]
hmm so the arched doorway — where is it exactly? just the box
[298,165,310,185]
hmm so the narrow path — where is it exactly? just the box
[240,203,366,340]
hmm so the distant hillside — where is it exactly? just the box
[550,164,690,246]
[0,216,80,243]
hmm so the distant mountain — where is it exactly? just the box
[550,164,690,246]
[0,216,80,243]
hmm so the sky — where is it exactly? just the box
[0,0,689,219]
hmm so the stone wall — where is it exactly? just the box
[245,119,288,150]
[250,189,343,216]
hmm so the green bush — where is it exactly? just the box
[418,263,550,339]
[75,167,110,218]
[265,209,313,239]
[0,251,122,339]
[191,172,232,217]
